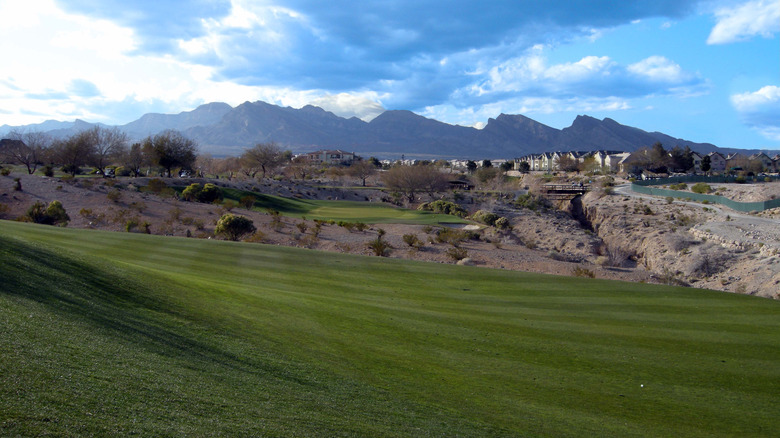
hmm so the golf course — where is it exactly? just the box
[1,219,778,436]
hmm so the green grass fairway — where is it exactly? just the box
[220,187,468,224]
[1,220,779,436]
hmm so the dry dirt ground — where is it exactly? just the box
[1,172,778,299]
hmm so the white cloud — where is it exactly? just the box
[731,85,780,140]
[731,85,780,111]
[309,93,386,121]
[420,96,631,129]
[0,0,322,125]
[626,56,686,82]
[707,0,780,44]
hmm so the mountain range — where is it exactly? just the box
[0,101,760,159]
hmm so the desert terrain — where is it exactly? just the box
[1,172,778,299]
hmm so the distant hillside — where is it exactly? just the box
[2,100,767,159]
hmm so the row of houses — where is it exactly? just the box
[514,150,780,174]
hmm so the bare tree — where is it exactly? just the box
[285,156,319,180]
[122,142,148,177]
[87,126,129,175]
[1,130,52,174]
[53,131,95,176]
[241,142,286,179]
[381,164,449,203]
[347,159,377,186]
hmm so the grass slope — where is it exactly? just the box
[1,220,779,436]
[220,187,468,224]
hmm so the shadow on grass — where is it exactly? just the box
[0,235,313,386]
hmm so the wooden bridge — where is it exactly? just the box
[541,184,591,200]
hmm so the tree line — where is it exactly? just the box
[0,127,198,177]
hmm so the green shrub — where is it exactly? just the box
[418,200,467,217]
[470,210,499,226]
[669,183,688,190]
[200,183,223,203]
[494,217,511,230]
[26,200,70,226]
[515,194,548,211]
[42,165,54,177]
[691,183,713,194]
[0,167,10,176]
[734,176,747,184]
[215,214,256,241]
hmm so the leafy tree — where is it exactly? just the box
[215,213,256,241]
[241,142,286,179]
[143,130,197,177]
[381,164,449,202]
[466,160,477,173]
[347,159,376,186]
[518,161,531,172]
[701,155,711,173]
[669,146,694,173]
[499,161,513,173]
[481,159,492,168]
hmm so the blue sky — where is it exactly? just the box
[1,0,778,150]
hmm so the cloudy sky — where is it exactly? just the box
[1,0,778,150]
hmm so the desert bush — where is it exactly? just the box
[515,194,548,211]
[494,216,511,230]
[268,209,284,231]
[13,178,21,191]
[0,202,9,218]
[418,200,468,217]
[125,218,139,232]
[445,247,468,261]
[240,195,256,209]
[296,221,308,234]
[221,199,238,212]
[573,267,595,278]
[470,210,499,226]
[435,228,471,247]
[130,201,146,213]
[601,244,631,267]
[669,183,688,190]
[666,196,674,204]
[403,233,423,248]
[355,222,369,232]
[245,230,266,243]
[368,237,392,257]
[215,213,256,241]
[26,200,69,226]
[42,165,54,177]
[691,182,712,194]
[107,189,122,203]
[0,168,10,176]
[147,178,167,193]
[734,176,747,184]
